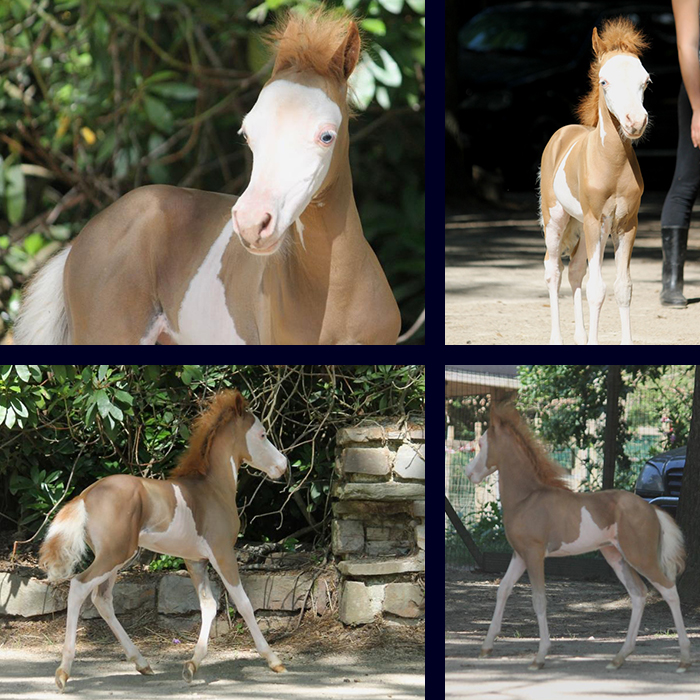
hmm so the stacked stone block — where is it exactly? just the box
[332,419,425,625]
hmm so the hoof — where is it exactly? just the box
[270,663,286,673]
[677,661,691,674]
[55,669,69,692]
[528,661,544,671]
[137,663,154,675]
[607,659,623,670]
[479,648,493,658]
[183,661,197,683]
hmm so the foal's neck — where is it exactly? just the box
[204,431,239,499]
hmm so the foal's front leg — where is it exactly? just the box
[210,551,285,673]
[480,553,527,656]
[611,223,636,345]
[182,559,218,682]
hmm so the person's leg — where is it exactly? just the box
[660,82,696,306]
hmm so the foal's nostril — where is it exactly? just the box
[259,212,272,238]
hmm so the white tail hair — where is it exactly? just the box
[39,499,88,582]
[13,246,71,345]
[656,508,686,581]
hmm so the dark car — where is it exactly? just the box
[634,446,686,517]
[458,2,679,189]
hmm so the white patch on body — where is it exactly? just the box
[599,107,606,146]
[230,456,238,486]
[553,145,584,221]
[139,485,212,560]
[548,506,618,556]
[172,220,246,345]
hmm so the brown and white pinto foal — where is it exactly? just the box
[14,10,400,345]
[40,390,288,690]
[540,18,649,344]
[466,403,691,672]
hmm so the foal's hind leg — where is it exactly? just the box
[182,559,218,682]
[56,557,137,690]
[91,569,153,676]
[648,580,691,672]
[521,550,550,670]
[600,546,647,669]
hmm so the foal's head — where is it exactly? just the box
[576,17,650,141]
[172,390,288,482]
[465,403,570,489]
[231,9,361,254]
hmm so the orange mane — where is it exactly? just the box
[268,8,361,82]
[170,390,249,479]
[576,17,649,128]
[491,402,571,490]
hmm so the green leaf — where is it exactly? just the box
[15,365,30,382]
[149,83,199,100]
[5,165,26,224]
[143,95,174,133]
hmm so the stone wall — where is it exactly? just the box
[332,418,425,625]
[0,566,330,623]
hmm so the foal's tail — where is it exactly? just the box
[13,246,72,345]
[655,508,686,581]
[39,498,88,582]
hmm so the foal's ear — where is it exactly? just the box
[330,21,361,80]
[591,26,603,57]
[232,390,247,416]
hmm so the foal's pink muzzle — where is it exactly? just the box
[231,200,282,255]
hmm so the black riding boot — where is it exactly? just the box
[660,226,688,307]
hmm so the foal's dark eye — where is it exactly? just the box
[319,131,335,145]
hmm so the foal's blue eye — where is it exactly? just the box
[320,131,335,145]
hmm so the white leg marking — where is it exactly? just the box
[57,558,135,686]
[613,232,634,345]
[481,553,527,654]
[208,557,284,671]
[543,203,569,345]
[651,582,691,671]
[600,547,646,669]
[91,570,151,672]
[586,218,610,345]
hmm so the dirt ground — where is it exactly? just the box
[445,191,700,344]
[446,566,700,699]
[0,609,424,698]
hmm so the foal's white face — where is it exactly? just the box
[243,415,288,481]
[599,54,649,139]
[232,79,343,255]
[465,431,498,484]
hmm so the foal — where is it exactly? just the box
[14,10,400,345]
[539,18,649,344]
[40,390,288,690]
[466,403,691,672]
